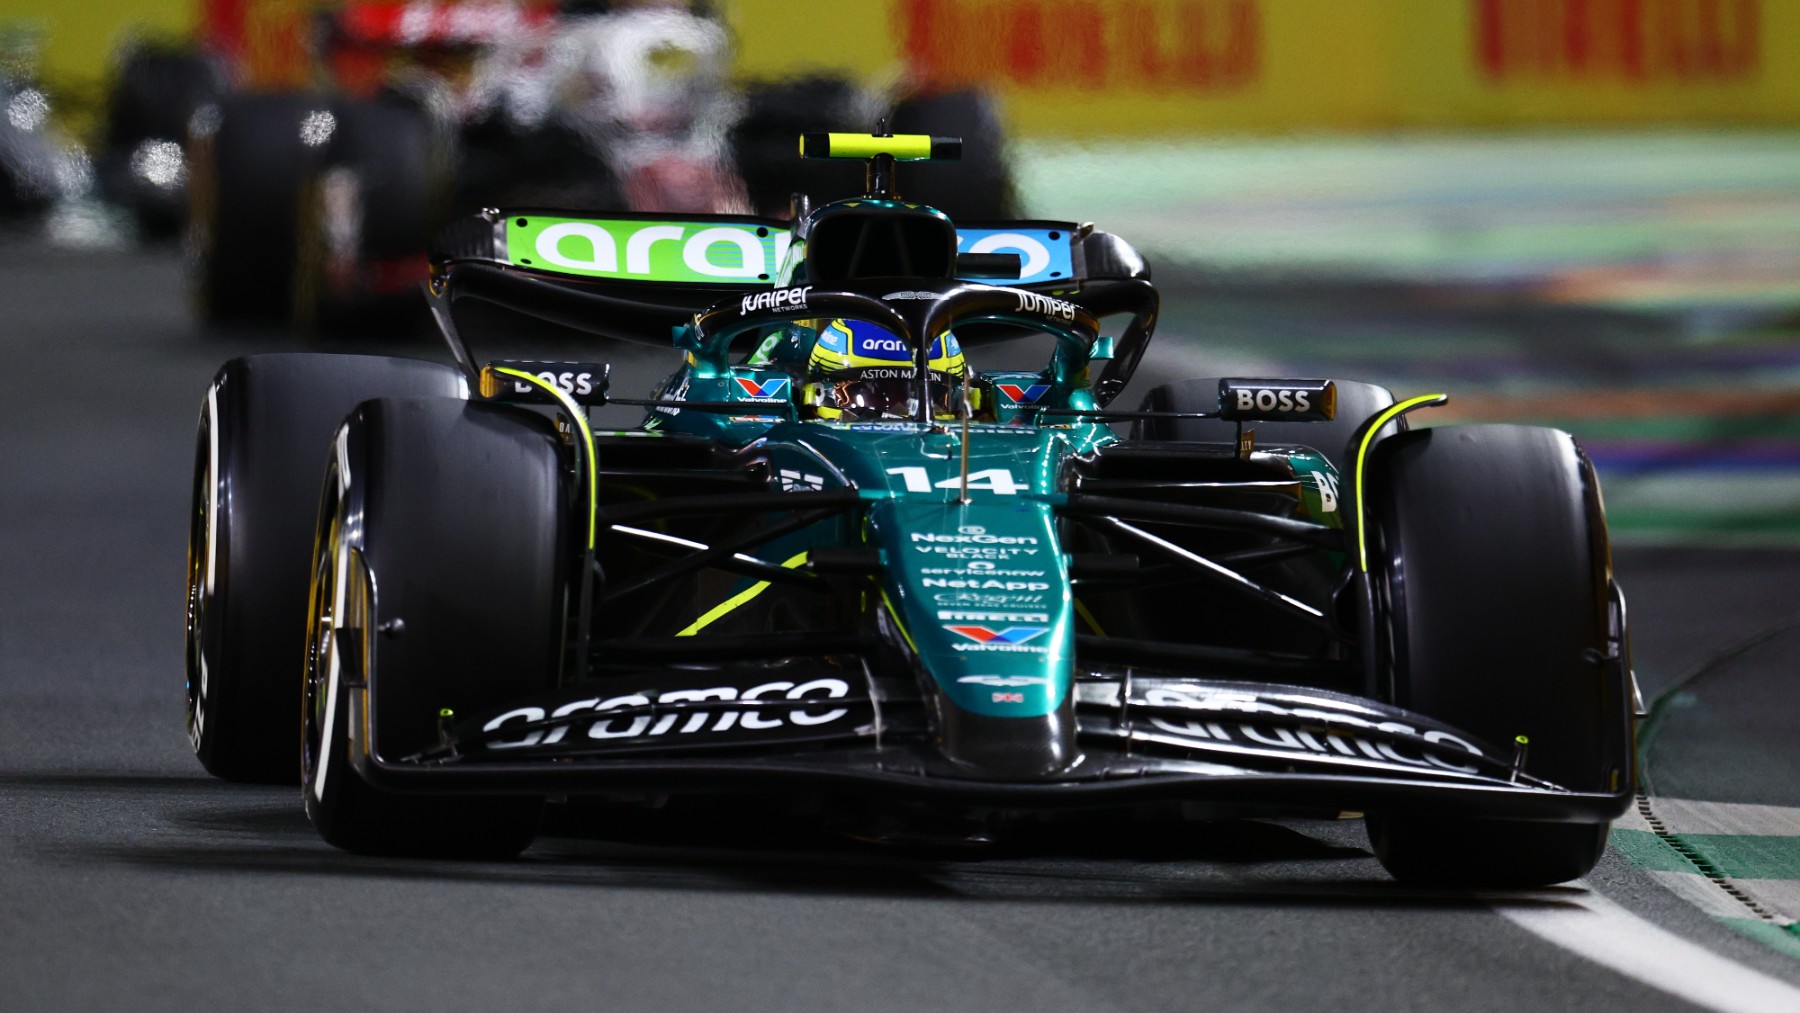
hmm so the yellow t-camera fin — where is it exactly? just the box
[799,133,962,161]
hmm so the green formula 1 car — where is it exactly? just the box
[185,132,1637,886]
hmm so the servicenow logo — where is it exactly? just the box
[508,216,792,282]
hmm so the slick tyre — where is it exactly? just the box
[1366,816,1609,890]
[302,398,564,858]
[186,354,466,783]
[1134,376,1400,475]
[1363,424,1631,888]
[189,92,326,324]
[101,43,224,240]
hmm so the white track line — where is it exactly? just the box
[1651,799,1800,837]
[1496,889,1800,1013]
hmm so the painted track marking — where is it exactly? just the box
[1497,890,1800,1013]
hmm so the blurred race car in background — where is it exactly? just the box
[0,27,85,223]
[92,0,1017,330]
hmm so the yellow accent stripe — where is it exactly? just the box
[492,367,599,551]
[676,551,811,636]
[1353,393,1449,572]
[1073,598,1107,637]
[879,589,919,655]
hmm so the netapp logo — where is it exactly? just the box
[921,578,1051,591]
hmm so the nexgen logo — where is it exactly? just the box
[945,625,1046,645]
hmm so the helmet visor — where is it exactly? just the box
[822,368,963,421]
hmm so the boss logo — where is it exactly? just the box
[1217,379,1337,422]
[481,361,609,403]
[513,371,596,396]
[1237,388,1310,413]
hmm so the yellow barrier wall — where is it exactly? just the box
[8,0,1795,135]
[0,0,193,87]
[726,0,1800,135]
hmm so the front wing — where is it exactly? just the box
[346,669,1633,823]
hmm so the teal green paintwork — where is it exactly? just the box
[630,272,1341,720]
[637,352,1345,720]
[761,420,1112,716]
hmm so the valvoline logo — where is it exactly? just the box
[995,383,1051,404]
[734,376,791,399]
[945,625,1046,645]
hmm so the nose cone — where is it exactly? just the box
[872,492,1079,778]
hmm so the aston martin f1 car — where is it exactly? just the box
[185,133,1637,887]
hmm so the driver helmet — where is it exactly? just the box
[803,319,967,421]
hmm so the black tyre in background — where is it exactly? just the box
[1362,424,1631,887]
[733,81,1019,221]
[292,94,439,333]
[188,92,326,324]
[98,42,225,240]
[303,397,564,857]
[186,354,467,783]
[732,75,868,217]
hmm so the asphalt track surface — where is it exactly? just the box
[6,240,1800,1012]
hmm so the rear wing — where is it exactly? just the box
[428,209,1156,403]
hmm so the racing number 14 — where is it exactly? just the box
[886,466,1026,495]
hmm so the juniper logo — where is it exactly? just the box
[508,217,792,282]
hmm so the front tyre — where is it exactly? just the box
[302,397,565,858]
[1364,424,1631,888]
[1367,816,1609,890]
[186,354,467,783]
[302,464,540,858]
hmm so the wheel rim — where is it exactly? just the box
[184,412,213,753]
[303,474,347,795]
[304,470,373,798]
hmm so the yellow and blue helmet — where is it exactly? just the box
[803,319,967,421]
